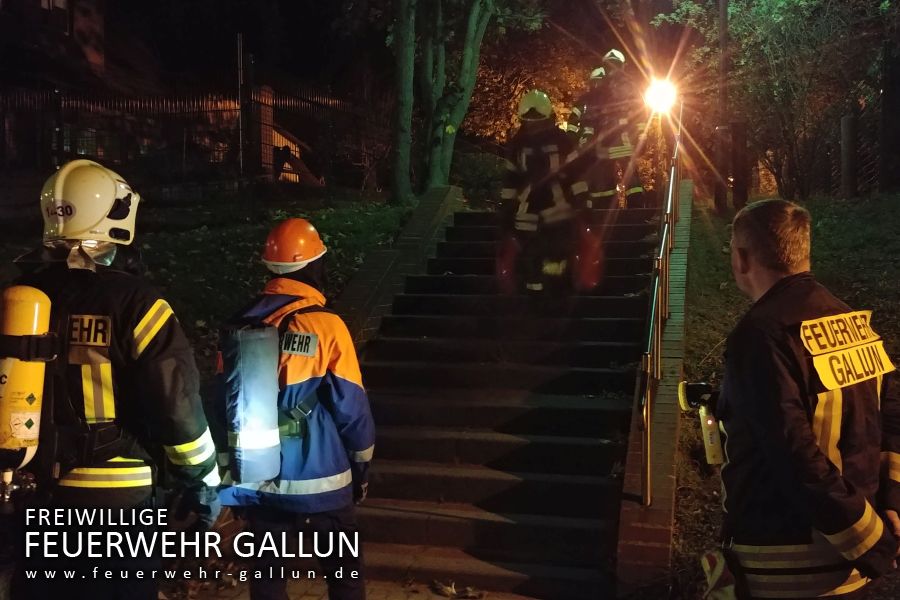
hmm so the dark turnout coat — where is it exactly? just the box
[717,272,900,598]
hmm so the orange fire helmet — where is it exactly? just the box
[261,218,327,274]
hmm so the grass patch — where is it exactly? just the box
[676,194,900,598]
[0,192,409,378]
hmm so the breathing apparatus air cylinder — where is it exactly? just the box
[0,286,52,472]
[220,324,282,484]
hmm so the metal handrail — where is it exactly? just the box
[635,102,684,507]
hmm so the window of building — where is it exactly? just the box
[76,128,97,157]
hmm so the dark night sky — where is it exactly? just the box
[103,1,676,93]
[106,0,392,90]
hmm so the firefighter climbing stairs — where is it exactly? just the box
[356,206,661,599]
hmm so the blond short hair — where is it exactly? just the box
[732,199,811,273]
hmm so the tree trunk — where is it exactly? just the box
[424,0,494,190]
[881,39,900,192]
[391,0,417,204]
[419,0,446,191]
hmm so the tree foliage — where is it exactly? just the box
[388,0,547,199]
[464,28,596,143]
[656,0,899,200]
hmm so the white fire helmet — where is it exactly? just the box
[603,49,626,68]
[40,159,141,245]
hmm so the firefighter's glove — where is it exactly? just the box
[354,481,369,505]
[351,462,369,505]
[175,485,222,531]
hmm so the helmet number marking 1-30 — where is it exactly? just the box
[45,202,76,218]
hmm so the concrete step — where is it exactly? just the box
[363,337,642,368]
[361,361,636,394]
[453,208,661,227]
[377,314,644,342]
[358,498,614,567]
[363,542,613,599]
[368,459,621,518]
[436,239,656,259]
[391,293,649,318]
[375,426,625,475]
[368,388,631,437]
[406,273,650,296]
[427,256,653,277]
[445,222,657,243]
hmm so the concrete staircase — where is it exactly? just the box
[358,207,660,599]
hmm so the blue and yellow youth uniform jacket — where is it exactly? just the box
[717,272,899,598]
[218,278,375,513]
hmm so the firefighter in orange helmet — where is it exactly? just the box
[218,218,374,600]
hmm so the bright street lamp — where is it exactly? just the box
[644,78,677,114]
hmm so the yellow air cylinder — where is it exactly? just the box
[0,286,52,468]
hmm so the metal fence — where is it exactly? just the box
[823,95,882,197]
[0,82,393,190]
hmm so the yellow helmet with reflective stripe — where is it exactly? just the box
[517,89,553,121]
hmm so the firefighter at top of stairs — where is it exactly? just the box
[498,90,591,295]
[567,49,646,209]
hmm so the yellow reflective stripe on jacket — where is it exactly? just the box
[500,187,517,200]
[133,299,174,358]
[80,363,116,423]
[518,184,532,203]
[824,501,884,561]
[58,464,153,489]
[545,146,560,170]
[352,445,374,462]
[571,181,589,195]
[514,212,538,231]
[608,145,634,159]
[229,427,281,449]
[732,539,843,570]
[813,389,844,472]
[743,568,867,598]
[625,186,644,196]
[570,106,581,118]
[591,189,617,198]
[164,427,215,466]
[883,451,900,481]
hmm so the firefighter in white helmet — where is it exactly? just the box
[8,160,219,600]
[567,49,646,209]
[566,66,605,144]
[498,90,589,296]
